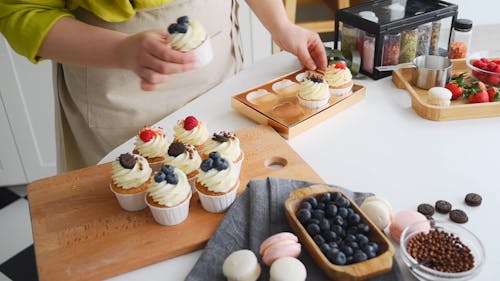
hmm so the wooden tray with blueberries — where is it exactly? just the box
[392,59,500,121]
[231,69,366,139]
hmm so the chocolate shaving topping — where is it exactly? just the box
[212,133,229,143]
[309,75,324,83]
[168,142,186,157]
[185,144,196,159]
[119,153,135,169]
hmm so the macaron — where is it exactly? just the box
[389,210,429,242]
[360,197,393,230]
[259,232,301,266]
[222,249,261,281]
[269,257,306,281]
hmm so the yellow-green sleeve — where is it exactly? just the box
[0,1,75,63]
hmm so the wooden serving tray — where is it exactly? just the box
[231,69,366,139]
[284,185,394,281]
[392,59,500,121]
[28,125,323,281]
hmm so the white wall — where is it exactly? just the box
[447,0,500,25]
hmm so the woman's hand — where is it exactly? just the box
[117,30,198,91]
[273,23,327,71]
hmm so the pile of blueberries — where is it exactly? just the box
[200,152,229,172]
[154,165,179,185]
[168,16,190,34]
[296,192,380,265]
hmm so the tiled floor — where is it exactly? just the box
[0,186,38,281]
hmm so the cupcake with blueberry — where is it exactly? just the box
[110,153,152,211]
[133,126,170,170]
[173,116,209,151]
[163,142,201,192]
[202,131,244,173]
[195,152,240,213]
[297,74,330,109]
[325,61,353,96]
[167,16,213,67]
[145,165,192,225]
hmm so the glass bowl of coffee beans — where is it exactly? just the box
[400,220,485,281]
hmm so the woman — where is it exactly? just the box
[0,0,326,171]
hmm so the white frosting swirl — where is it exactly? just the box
[111,155,152,189]
[325,66,352,87]
[163,144,202,175]
[173,120,209,146]
[147,168,191,207]
[202,133,241,162]
[134,127,169,158]
[169,20,207,52]
[298,79,330,101]
[197,161,239,193]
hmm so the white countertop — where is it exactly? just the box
[100,28,500,281]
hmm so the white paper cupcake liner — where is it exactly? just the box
[297,96,330,109]
[196,181,240,213]
[109,184,147,211]
[188,176,197,193]
[329,84,353,96]
[146,192,192,226]
[148,160,163,172]
[193,38,213,67]
[234,152,245,174]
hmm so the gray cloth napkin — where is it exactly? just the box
[185,177,403,281]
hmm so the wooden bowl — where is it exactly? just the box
[284,185,395,281]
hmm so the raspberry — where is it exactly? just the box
[139,129,155,142]
[334,62,346,69]
[183,116,199,130]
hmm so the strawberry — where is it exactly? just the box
[139,129,155,142]
[445,82,463,100]
[487,75,500,85]
[334,61,346,69]
[183,116,199,130]
[487,87,499,102]
[467,91,489,103]
[464,82,489,103]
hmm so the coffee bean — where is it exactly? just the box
[435,200,452,214]
[417,203,435,216]
[449,209,468,224]
[465,193,482,207]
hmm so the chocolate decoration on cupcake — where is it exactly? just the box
[185,144,196,160]
[119,153,136,169]
[309,75,324,83]
[212,133,228,143]
[168,142,186,157]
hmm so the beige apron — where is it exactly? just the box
[54,0,243,172]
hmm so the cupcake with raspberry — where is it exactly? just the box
[133,126,170,170]
[325,61,354,96]
[168,16,213,67]
[202,131,244,173]
[195,152,240,213]
[110,153,152,211]
[163,142,201,192]
[173,116,209,151]
[145,165,192,225]
[297,74,331,109]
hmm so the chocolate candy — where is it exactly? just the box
[465,193,482,206]
[449,209,468,224]
[417,203,435,217]
[168,142,186,157]
[435,200,452,214]
[119,153,135,169]
[212,133,229,143]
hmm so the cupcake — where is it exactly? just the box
[195,153,240,213]
[428,87,452,107]
[202,131,244,173]
[133,126,170,170]
[325,62,354,96]
[173,116,209,150]
[163,142,201,192]
[297,74,330,109]
[110,153,152,211]
[145,165,192,225]
[167,16,213,67]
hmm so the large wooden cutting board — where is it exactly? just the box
[28,125,323,281]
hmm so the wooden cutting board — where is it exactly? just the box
[28,125,323,281]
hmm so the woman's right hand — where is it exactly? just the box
[117,30,199,91]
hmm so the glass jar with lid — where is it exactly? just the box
[448,18,473,59]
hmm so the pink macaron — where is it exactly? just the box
[259,232,301,266]
[389,210,429,242]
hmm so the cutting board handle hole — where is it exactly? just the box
[264,157,288,170]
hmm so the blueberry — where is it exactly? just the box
[345,234,356,243]
[306,197,318,209]
[362,244,377,258]
[306,218,320,226]
[314,234,325,245]
[340,245,353,256]
[154,171,166,183]
[300,201,312,211]
[296,209,311,224]
[208,151,221,159]
[338,207,348,219]
[312,209,325,220]
[346,255,354,265]
[166,172,179,185]
[353,250,368,263]
[356,234,369,246]
[176,23,188,33]
[323,231,337,242]
[347,226,359,235]
[320,243,331,253]
[367,242,379,253]
[332,225,343,236]
[319,218,330,231]
[317,202,326,210]
[335,196,350,208]
[329,251,346,265]
[331,192,342,202]
[366,249,377,259]
[348,213,361,225]
[161,165,175,175]
[326,247,340,260]
[347,208,355,215]
[307,223,321,236]
[348,241,359,250]
[328,241,339,249]
[325,204,338,218]
[357,223,371,234]
[177,16,189,24]
[320,193,331,203]
[200,158,214,172]
[167,23,178,34]
[214,157,229,171]
[332,215,344,226]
